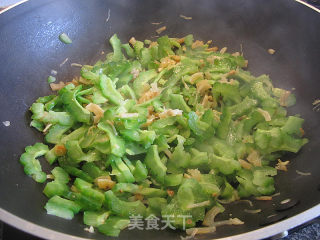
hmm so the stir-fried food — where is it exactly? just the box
[20,34,308,237]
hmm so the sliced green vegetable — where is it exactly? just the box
[47,76,56,84]
[45,196,80,220]
[20,34,309,237]
[104,190,146,217]
[20,143,49,183]
[59,33,72,44]
[145,145,167,184]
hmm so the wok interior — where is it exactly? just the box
[0,0,319,239]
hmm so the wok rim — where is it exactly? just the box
[0,0,319,239]
[0,0,29,14]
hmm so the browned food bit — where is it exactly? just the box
[191,40,204,49]
[46,174,54,179]
[268,48,276,55]
[50,81,65,91]
[226,69,237,77]
[176,37,185,44]
[148,41,158,48]
[158,56,177,71]
[206,55,221,64]
[204,71,212,79]
[171,55,181,62]
[219,77,236,85]
[156,26,166,35]
[220,47,227,54]
[189,72,204,84]
[69,78,80,86]
[179,14,192,20]
[275,159,290,171]
[187,169,202,181]
[212,192,219,197]
[247,150,262,167]
[279,90,291,106]
[183,173,191,179]
[138,83,161,104]
[86,103,104,124]
[129,37,136,45]
[54,144,67,156]
[94,176,115,190]
[238,159,252,169]
[205,46,219,52]
[134,193,144,201]
[186,219,193,225]
[70,63,83,67]
[196,80,212,95]
[201,95,216,109]
[77,76,91,85]
[158,109,182,119]
[256,196,272,201]
[167,189,175,197]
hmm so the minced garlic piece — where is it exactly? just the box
[50,81,65,91]
[239,159,252,169]
[138,83,161,104]
[158,56,176,71]
[192,40,204,49]
[156,26,166,35]
[187,169,202,182]
[268,48,276,55]
[205,47,218,52]
[158,109,183,119]
[180,14,192,20]
[220,47,227,54]
[129,37,136,45]
[196,80,212,95]
[247,150,262,167]
[86,103,104,123]
[275,159,289,171]
[206,55,221,64]
[190,72,204,84]
[130,68,140,79]
[84,226,95,233]
[257,108,271,121]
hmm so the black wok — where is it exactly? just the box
[0,0,319,239]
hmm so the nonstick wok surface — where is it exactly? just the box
[0,0,319,239]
